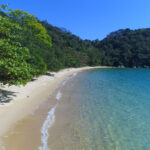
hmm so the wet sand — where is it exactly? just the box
[1,92,57,150]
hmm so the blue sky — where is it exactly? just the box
[1,0,150,40]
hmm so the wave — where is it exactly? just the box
[56,91,62,100]
[59,78,68,88]
[72,72,78,77]
[59,71,79,88]
[61,79,68,86]
[39,105,57,150]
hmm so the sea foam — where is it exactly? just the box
[56,91,62,100]
[59,72,79,88]
[39,105,57,150]
[61,79,67,86]
[72,72,78,77]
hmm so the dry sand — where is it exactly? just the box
[0,66,110,149]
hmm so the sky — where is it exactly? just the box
[1,0,150,40]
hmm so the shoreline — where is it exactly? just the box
[0,66,110,139]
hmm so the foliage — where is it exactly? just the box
[94,29,150,67]
[0,5,52,85]
[3,4,150,86]
[41,21,100,69]
[0,5,100,85]
[0,16,34,85]
[7,8,52,76]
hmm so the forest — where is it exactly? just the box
[95,28,150,67]
[1,4,150,85]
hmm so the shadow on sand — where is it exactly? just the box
[0,89,17,104]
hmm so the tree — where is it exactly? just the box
[7,8,52,75]
[0,16,34,85]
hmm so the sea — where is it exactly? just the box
[46,68,150,150]
[2,68,150,150]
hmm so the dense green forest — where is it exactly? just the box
[1,4,150,85]
[94,29,150,67]
[0,5,100,85]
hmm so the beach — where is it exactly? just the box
[0,66,108,149]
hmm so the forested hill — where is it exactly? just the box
[0,5,100,85]
[40,21,100,70]
[1,4,150,86]
[94,28,150,67]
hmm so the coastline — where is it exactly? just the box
[0,66,110,139]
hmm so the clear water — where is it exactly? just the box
[50,68,150,150]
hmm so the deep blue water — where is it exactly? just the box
[53,68,150,150]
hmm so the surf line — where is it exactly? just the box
[56,91,62,101]
[39,72,79,150]
[39,104,57,150]
[39,90,62,150]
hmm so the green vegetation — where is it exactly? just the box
[0,5,51,85]
[94,29,150,67]
[1,4,150,85]
[0,5,99,85]
[41,21,100,70]
[0,11,34,85]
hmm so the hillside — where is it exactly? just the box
[0,5,100,85]
[41,21,100,71]
[94,28,150,67]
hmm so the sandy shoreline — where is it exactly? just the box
[0,66,109,142]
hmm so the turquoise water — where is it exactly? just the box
[51,68,150,150]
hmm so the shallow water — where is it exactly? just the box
[49,68,150,150]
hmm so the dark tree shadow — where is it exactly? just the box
[31,78,37,82]
[45,72,55,77]
[0,89,17,104]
